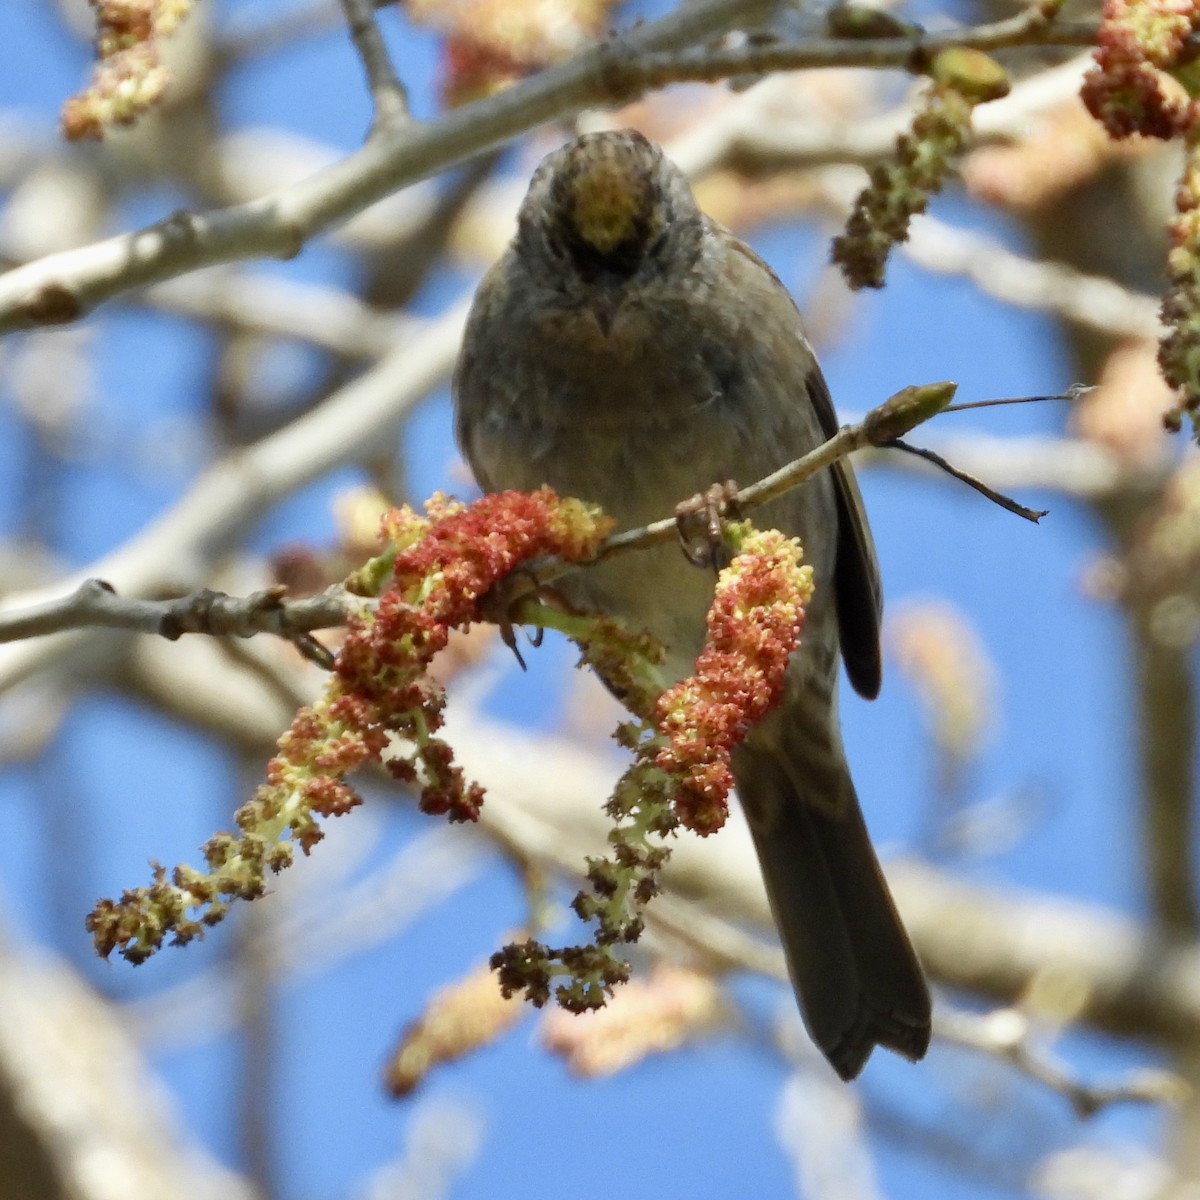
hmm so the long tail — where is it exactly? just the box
[735,748,931,1080]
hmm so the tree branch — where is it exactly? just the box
[1133,621,1200,936]
[109,636,1197,1108]
[660,51,1093,182]
[623,10,1095,92]
[0,378,1070,670]
[448,704,1198,1092]
[547,382,958,579]
[0,0,1096,334]
[902,216,1162,341]
[145,271,406,359]
[0,0,779,333]
[338,0,410,127]
[0,297,468,692]
[0,579,352,666]
[0,941,256,1200]
[935,1008,1189,1118]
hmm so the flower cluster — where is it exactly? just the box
[1072,0,1200,435]
[384,959,526,1097]
[656,525,815,834]
[539,964,724,1077]
[1081,0,1200,140]
[832,49,1011,289]
[61,0,195,140]
[404,0,621,106]
[88,489,612,964]
[494,524,813,1012]
[1161,126,1200,433]
[338,490,610,820]
[88,487,811,1023]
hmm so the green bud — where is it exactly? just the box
[826,3,923,40]
[930,48,1011,103]
[864,381,958,444]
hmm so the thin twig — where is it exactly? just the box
[943,387,1092,414]
[337,0,409,128]
[667,52,1094,178]
[145,272,406,359]
[889,438,1050,522]
[903,217,1162,340]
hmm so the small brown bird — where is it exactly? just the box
[453,130,930,1079]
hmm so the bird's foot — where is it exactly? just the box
[477,567,546,670]
[675,480,740,570]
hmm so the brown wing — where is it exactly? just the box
[720,229,883,698]
[805,370,883,700]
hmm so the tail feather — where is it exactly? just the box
[735,751,931,1080]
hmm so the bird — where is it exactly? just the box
[452,128,930,1080]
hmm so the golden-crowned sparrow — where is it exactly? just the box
[453,130,930,1080]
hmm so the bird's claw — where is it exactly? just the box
[675,480,740,570]
[478,567,546,670]
[477,568,552,672]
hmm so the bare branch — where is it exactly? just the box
[936,1008,1190,1118]
[676,102,1160,347]
[0,942,255,1200]
[337,0,410,127]
[664,53,1094,179]
[892,858,1200,1043]
[109,638,1200,1108]
[0,579,351,665]
[1133,624,1200,936]
[623,10,1096,92]
[0,0,1101,334]
[903,216,1162,340]
[484,722,1185,1114]
[0,378,1068,674]
[0,297,468,692]
[0,378,972,671]
[145,271,405,358]
[220,0,347,63]
[449,704,1196,1100]
[553,382,957,577]
[441,700,1200,1046]
[0,0,779,333]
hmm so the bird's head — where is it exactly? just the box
[516,130,704,292]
